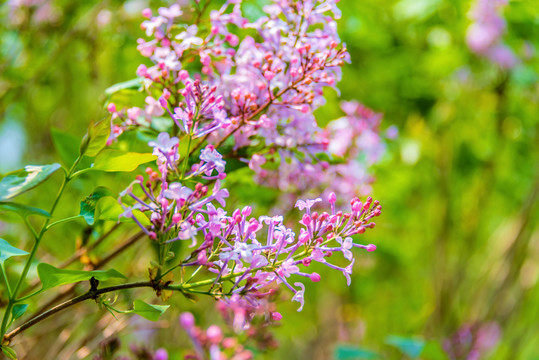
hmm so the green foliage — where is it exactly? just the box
[131,300,170,322]
[104,77,144,96]
[79,187,114,225]
[0,164,61,201]
[80,120,111,158]
[0,238,28,264]
[1,346,18,360]
[91,150,156,172]
[37,263,125,291]
[10,304,28,323]
[0,202,50,219]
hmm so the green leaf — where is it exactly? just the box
[92,150,156,172]
[11,303,28,321]
[132,300,169,321]
[104,77,144,96]
[0,238,28,264]
[1,346,18,360]
[37,263,126,291]
[80,120,111,157]
[96,197,151,226]
[334,345,380,360]
[0,164,61,201]
[80,187,114,225]
[385,336,425,359]
[0,202,51,218]
[51,127,81,166]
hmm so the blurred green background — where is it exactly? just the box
[1,0,538,359]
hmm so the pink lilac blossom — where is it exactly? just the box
[466,0,518,69]
[109,0,385,352]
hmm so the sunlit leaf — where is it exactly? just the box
[37,263,126,291]
[132,300,169,321]
[92,150,156,172]
[0,164,61,201]
[0,238,28,264]
[80,120,111,157]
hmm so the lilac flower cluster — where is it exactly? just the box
[119,144,380,318]
[106,0,389,199]
[109,0,385,355]
[466,0,518,69]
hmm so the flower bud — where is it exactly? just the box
[179,312,195,329]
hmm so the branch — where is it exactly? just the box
[3,281,154,343]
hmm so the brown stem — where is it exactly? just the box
[3,281,154,344]
[33,231,144,317]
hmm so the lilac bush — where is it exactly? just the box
[0,1,389,358]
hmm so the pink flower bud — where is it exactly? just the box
[107,103,116,113]
[242,206,252,217]
[158,97,168,108]
[160,198,169,209]
[366,244,377,252]
[310,273,321,282]
[162,88,171,99]
[142,8,152,18]
[271,312,283,321]
[302,214,311,225]
[328,192,337,204]
[179,312,195,329]
[172,213,182,224]
[178,70,189,81]
[148,231,157,240]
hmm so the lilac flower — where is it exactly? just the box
[145,96,165,117]
[291,282,305,311]
[337,236,354,261]
[295,198,322,212]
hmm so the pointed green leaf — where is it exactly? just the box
[104,77,144,96]
[11,303,28,321]
[1,346,18,360]
[80,187,114,225]
[92,150,156,172]
[0,164,61,201]
[0,238,28,264]
[37,263,126,291]
[80,120,111,157]
[385,336,425,359]
[132,300,169,321]
[0,202,51,218]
